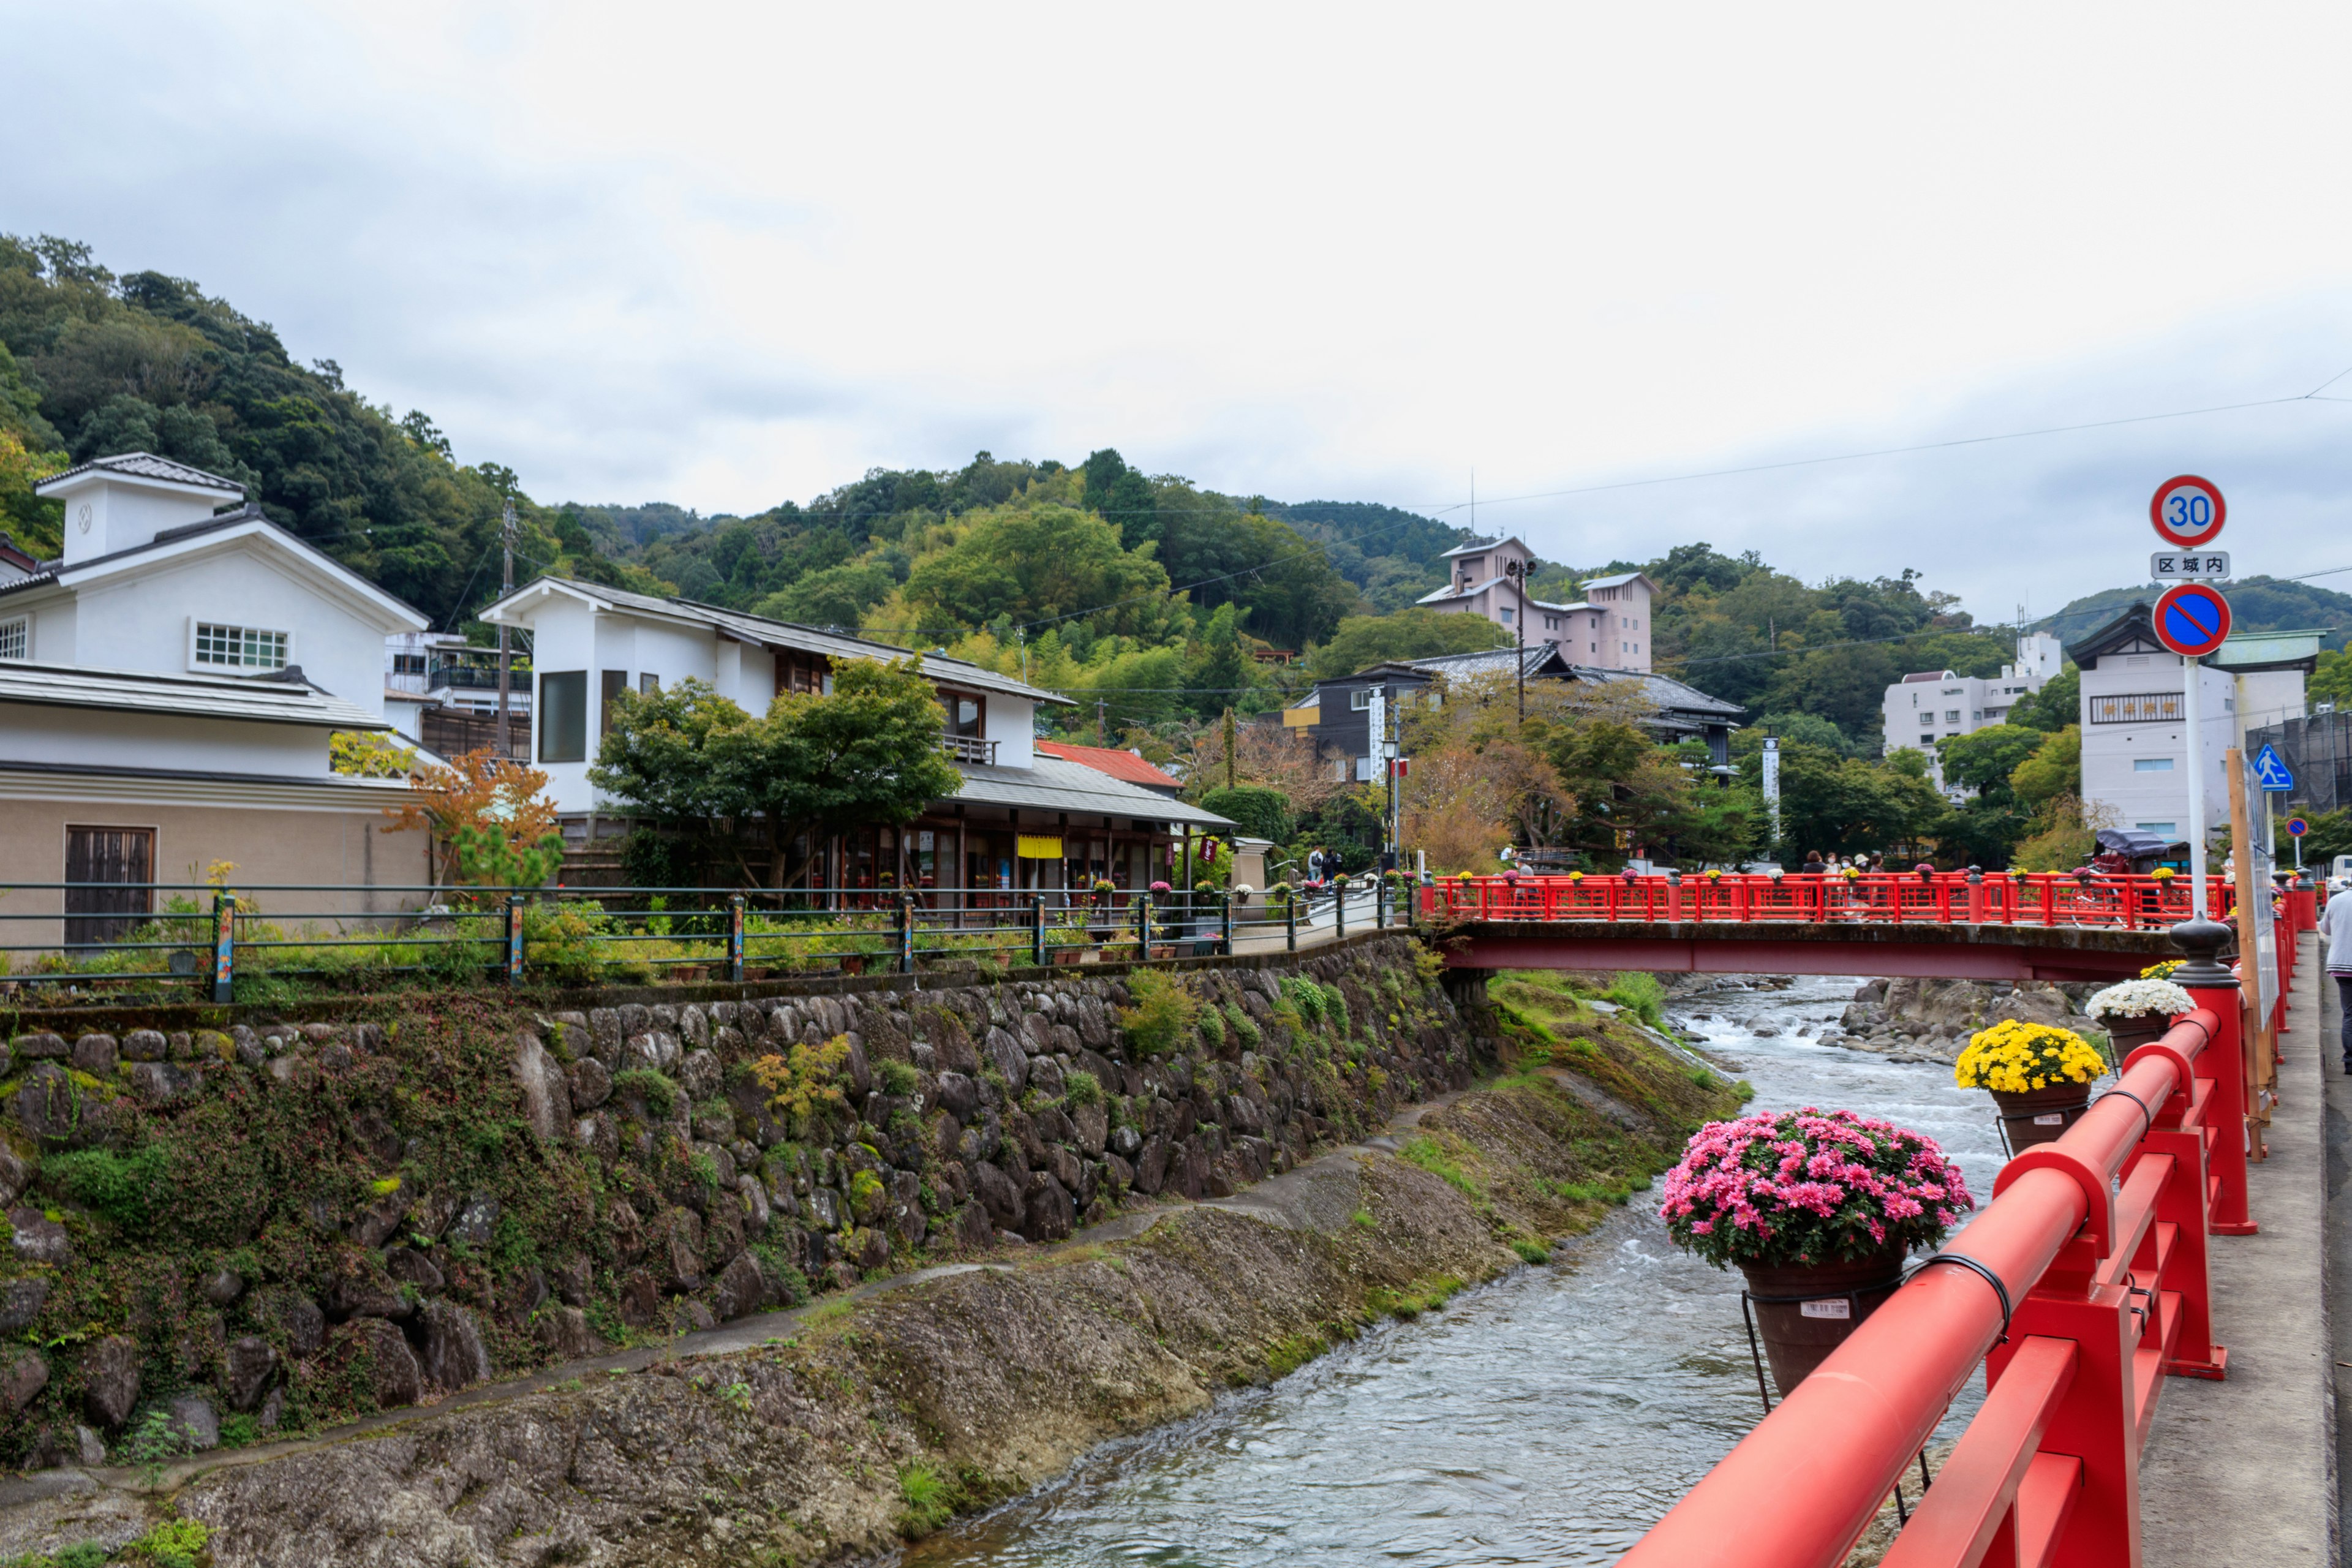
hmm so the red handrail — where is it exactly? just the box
[1621,998,2240,1568]
[1416,871,2226,929]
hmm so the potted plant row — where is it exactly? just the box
[1660,1108,1973,1396]
[1953,1020,2111,1150]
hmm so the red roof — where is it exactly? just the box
[1035,739,1183,791]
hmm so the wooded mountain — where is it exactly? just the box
[2037,578,2351,651]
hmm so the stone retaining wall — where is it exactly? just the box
[0,935,1473,1470]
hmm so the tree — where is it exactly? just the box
[1306,608,1510,679]
[588,679,754,841]
[2310,649,2352,712]
[2008,665,2081,731]
[1199,785,1294,845]
[2009,726,2080,811]
[1936,724,2048,807]
[386,748,565,888]
[590,661,960,886]
[720,658,963,885]
[902,502,1177,641]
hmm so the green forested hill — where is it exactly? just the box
[2037,578,2351,651]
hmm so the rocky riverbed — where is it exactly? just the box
[1809,976,2108,1063]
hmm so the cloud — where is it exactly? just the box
[10,2,2352,617]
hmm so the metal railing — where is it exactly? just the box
[1623,972,2253,1568]
[1421,870,2239,930]
[0,878,1417,1002]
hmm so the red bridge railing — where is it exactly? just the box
[1620,974,2255,1568]
[1418,872,2231,930]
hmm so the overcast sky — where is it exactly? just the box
[12,2,2352,618]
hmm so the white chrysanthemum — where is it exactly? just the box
[2085,978,2195,1020]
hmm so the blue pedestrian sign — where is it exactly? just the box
[2252,744,2294,792]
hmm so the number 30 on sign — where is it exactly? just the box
[2150,475,2226,548]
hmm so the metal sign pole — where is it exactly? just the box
[2185,653,2207,915]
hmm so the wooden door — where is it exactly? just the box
[64,825,154,947]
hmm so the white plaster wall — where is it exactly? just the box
[0,701,334,775]
[2236,669,2307,736]
[65,545,396,717]
[2078,654,2233,837]
[522,597,599,812]
[986,695,1035,768]
[55,477,230,566]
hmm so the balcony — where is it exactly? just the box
[940,731,998,766]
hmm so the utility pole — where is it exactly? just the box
[496,498,515,758]
[1222,707,1238,791]
[1504,557,1527,723]
[1098,696,1107,747]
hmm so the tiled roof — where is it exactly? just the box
[0,660,388,729]
[488,577,1074,706]
[1033,739,1183,791]
[33,451,244,496]
[947,755,1234,828]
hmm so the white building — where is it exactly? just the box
[0,453,432,929]
[7,453,428,717]
[479,576,1232,889]
[1882,631,2062,797]
[2067,608,2233,843]
[1415,535,1656,673]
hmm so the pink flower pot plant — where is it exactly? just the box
[1660,1107,1974,1396]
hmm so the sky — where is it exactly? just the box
[10,2,2352,618]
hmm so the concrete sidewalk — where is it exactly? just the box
[2140,931,2333,1567]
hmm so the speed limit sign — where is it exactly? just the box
[2150,475,2226,548]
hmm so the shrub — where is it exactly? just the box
[1224,1002,1262,1051]
[1198,1004,1226,1050]
[1118,970,1200,1057]
[897,1459,961,1539]
[609,1068,679,1118]
[1063,1068,1104,1109]
[750,1036,854,1121]
[1278,974,1327,1027]
[875,1058,920,1097]
[124,1517,211,1568]
[1602,971,1667,1030]
[1319,981,1350,1036]
[43,1144,172,1233]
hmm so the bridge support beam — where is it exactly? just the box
[1436,922,2171,984]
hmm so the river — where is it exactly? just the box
[901,974,2016,1567]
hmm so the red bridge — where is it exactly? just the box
[1415,872,2270,982]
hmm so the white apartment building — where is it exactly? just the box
[1416,535,1656,673]
[1882,631,2062,797]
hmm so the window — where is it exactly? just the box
[64,825,153,947]
[600,669,627,734]
[0,616,24,660]
[1943,709,1961,724]
[2137,822,2177,835]
[2133,757,2176,772]
[390,651,426,676]
[2090,693,2182,724]
[1920,734,1934,747]
[951,695,984,737]
[1350,688,1374,710]
[1544,615,1559,630]
[1499,607,1514,626]
[194,622,288,670]
[538,671,587,763]
[638,673,659,695]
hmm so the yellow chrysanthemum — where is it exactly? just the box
[1953,1019,2106,1091]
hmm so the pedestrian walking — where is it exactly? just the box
[1306,846,1325,883]
[2321,878,2352,1072]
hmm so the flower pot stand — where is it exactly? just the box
[1989,1084,2091,1153]
[1736,1248,1909,1400]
